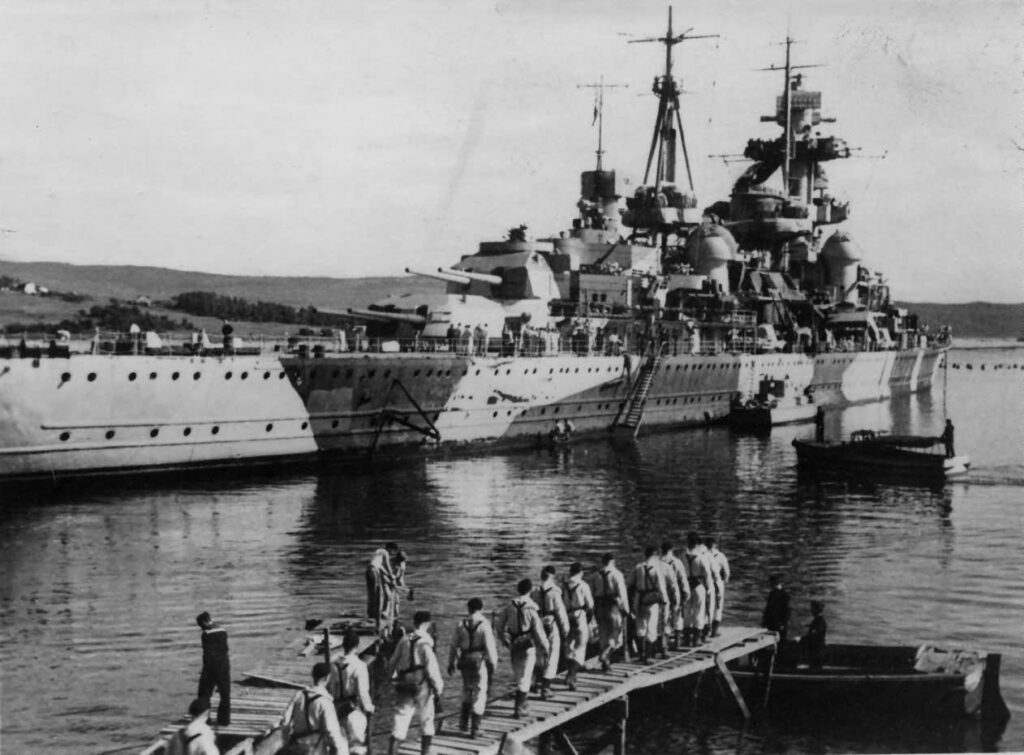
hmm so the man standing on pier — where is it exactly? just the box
[496,579,549,718]
[387,610,444,755]
[591,553,631,670]
[705,537,730,638]
[280,662,346,755]
[447,598,498,738]
[532,566,568,699]
[660,541,691,651]
[333,630,375,755]
[195,611,231,726]
[629,547,668,664]
[563,562,594,690]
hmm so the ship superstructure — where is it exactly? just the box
[0,15,948,483]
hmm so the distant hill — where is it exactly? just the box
[2,259,1021,338]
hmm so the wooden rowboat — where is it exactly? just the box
[729,641,1010,721]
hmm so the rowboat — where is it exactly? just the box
[729,641,1010,721]
[792,430,971,480]
[729,377,818,431]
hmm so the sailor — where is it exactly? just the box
[800,600,827,669]
[279,661,346,755]
[366,549,397,639]
[195,611,231,726]
[447,323,459,353]
[495,578,549,718]
[590,553,631,671]
[221,320,234,354]
[332,630,375,755]
[385,542,410,616]
[447,597,498,738]
[659,541,691,651]
[387,610,444,755]
[814,406,825,443]
[941,419,955,458]
[563,562,594,690]
[629,547,668,664]
[761,574,792,652]
[531,567,568,699]
[682,533,711,647]
[704,536,730,637]
[460,325,473,356]
[166,698,219,755]
[699,537,722,643]
[473,324,485,356]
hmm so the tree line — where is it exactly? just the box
[170,290,342,326]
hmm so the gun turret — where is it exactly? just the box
[405,267,471,286]
[438,268,503,285]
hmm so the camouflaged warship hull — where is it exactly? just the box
[0,345,944,482]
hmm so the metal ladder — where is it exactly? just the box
[614,342,666,438]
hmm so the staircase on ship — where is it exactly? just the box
[613,341,667,437]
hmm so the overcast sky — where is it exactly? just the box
[0,0,1021,302]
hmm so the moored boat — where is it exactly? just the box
[729,641,1010,721]
[728,377,817,431]
[793,429,971,480]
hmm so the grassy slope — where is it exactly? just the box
[2,259,1020,338]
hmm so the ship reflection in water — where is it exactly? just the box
[0,346,1022,753]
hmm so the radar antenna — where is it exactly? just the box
[577,76,628,171]
[629,7,718,192]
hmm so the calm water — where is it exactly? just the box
[2,347,1023,754]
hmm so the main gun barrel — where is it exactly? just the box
[346,308,427,325]
[437,268,503,285]
[405,267,471,285]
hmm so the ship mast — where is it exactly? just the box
[758,35,822,198]
[629,7,718,192]
[577,76,628,172]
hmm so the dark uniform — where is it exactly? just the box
[761,582,791,648]
[198,623,231,725]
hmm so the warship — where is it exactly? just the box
[0,14,948,483]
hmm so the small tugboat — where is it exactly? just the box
[729,377,817,431]
[793,429,970,480]
[730,641,1010,721]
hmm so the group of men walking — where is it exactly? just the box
[175,535,729,755]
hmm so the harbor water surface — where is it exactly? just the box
[2,345,1023,754]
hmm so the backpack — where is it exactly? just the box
[394,635,425,696]
[509,601,535,652]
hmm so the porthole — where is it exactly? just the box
[241,372,248,380]
[225,372,232,380]
[554,407,560,414]
[446,370,451,376]
[105,430,115,439]
[211,426,220,435]
[368,371,376,378]
[193,371,201,380]
[150,428,159,438]
[540,408,546,415]
[61,371,71,382]
[172,372,180,380]
[128,372,137,381]
[427,370,433,377]
[263,371,271,380]
[265,423,274,432]
[183,427,192,437]
[59,431,70,441]
[88,372,97,381]
[414,370,421,377]
[149,372,157,380]
[492,411,498,418]
[279,371,286,379]
[301,421,309,430]
[331,420,339,429]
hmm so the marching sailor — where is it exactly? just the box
[387,611,444,755]
[332,630,375,755]
[660,541,691,650]
[279,662,345,755]
[683,533,712,646]
[532,566,569,699]
[590,553,631,670]
[447,598,498,738]
[629,547,669,664]
[563,562,594,690]
[705,536,730,637]
[496,579,549,718]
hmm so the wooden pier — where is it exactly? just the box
[398,626,776,755]
[142,626,775,754]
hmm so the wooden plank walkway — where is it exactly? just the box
[140,686,295,755]
[396,626,777,755]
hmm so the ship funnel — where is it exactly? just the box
[821,231,862,304]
